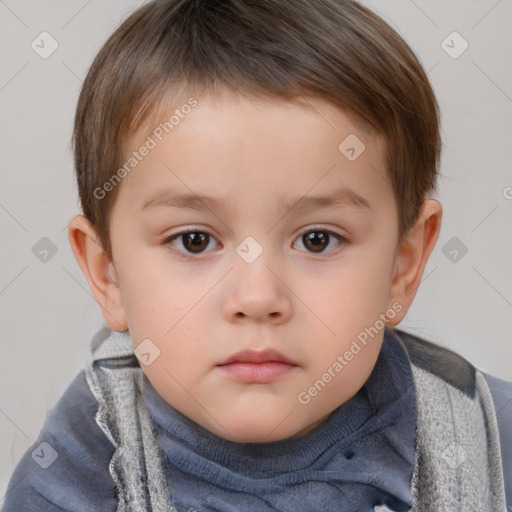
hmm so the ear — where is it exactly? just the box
[67,215,128,331]
[386,199,442,325]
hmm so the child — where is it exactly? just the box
[3,0,511,510]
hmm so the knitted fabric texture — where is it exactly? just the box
[85,327,177,512]
[408,366,506,511]
[85,328,507,512]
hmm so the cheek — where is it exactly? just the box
[297,252,393,379]
[116,253,187,327]
[313,257,392,331]
[114,248,222,376]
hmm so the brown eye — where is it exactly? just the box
[181,232,210,253]
[164,230,218,255]
[294,229,346,254]
[303,231,328,252]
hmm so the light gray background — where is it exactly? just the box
[0,0,511,502]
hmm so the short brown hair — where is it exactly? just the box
[73,0,441,260]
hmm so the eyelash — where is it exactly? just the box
[161,226,348,258]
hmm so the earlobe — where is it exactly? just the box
[387,199,442,325]
[67,215,128,331]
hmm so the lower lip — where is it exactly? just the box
[217,362,296,383]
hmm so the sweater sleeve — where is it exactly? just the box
[2,370,118,512]
[482,371,512,510]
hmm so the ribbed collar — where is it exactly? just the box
[143,327,416,506]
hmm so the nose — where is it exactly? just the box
[222,256,293,324]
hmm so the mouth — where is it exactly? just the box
[216,349,298,383]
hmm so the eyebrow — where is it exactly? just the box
[140,186,371,216]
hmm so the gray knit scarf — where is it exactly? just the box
[84,327,507,512]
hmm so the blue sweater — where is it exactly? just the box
[3,327,511,511]
[143,329,416,511]
[4,329,416,511]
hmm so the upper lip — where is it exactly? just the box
[217,349,297,366]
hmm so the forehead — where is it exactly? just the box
[129,87,379,154]
[119,90,390,214]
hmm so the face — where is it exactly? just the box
[107,89,401,442]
